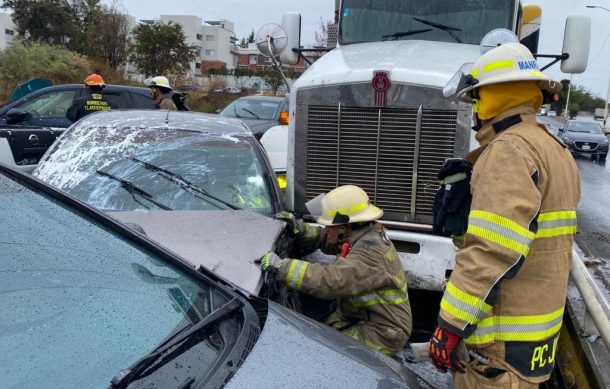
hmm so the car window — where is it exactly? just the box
[20,90,77,118]
[220,99,280,120]
[34,128,274,215]
[130,91,155,109]
[0,172,240,388]
[103,92,124,107]
[566,122,603,134]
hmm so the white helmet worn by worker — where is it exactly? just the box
[305,185,383,226]
[447,42,561,102]
[145,76,172,92]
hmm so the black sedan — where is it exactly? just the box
[559,120,609,162]
[218,96,289,139]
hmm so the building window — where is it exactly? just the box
[5,29,14,36]
[249,55,257,65]
[205,35,215,41]
[265,57,272,63]
[195,63,201,69]
[205,49,216,56]
[196,33,202,40]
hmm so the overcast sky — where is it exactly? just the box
[107,0,610,99]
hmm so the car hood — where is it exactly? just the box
[226,301,430,389]
[238,118,278,136]
[564,131,607,143]
[110,210,285,295]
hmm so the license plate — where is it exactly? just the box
[582,145,591,150]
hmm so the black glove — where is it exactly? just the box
[433,159,473,237]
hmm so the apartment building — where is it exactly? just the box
[235,43,308,73]
[159,15,237,75]
[0,13,16,50]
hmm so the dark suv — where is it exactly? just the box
[0,84,155,171]
[559,120,609,162]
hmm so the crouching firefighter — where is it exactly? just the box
[428,42,580,388]
[259,185,412,356]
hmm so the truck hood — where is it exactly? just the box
[110,210,285,296]
[226,301,430,389]
[294,40,481,90]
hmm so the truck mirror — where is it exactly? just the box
[561,16,591,74]
[6,108,29,124]
[279,13,301,65]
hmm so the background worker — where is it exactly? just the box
[145,76,177,110]
[428,42,580,388]
[260,185,412,356]
[66,74,116,122]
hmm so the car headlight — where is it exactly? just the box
[563,137,574,144]
[601,138,609,146]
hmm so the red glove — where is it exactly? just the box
[429,326,466,373]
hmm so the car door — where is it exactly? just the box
[12,88,80,128]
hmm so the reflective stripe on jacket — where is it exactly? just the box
[278,223,412,355]
[438,105,580,382]
[66,93,117,122]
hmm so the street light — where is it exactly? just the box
[587,5,610,128]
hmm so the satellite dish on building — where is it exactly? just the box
[480,29,519,54]
[255,23,288,58]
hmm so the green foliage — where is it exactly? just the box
[568,103,580,119]
[247,30,255,43]
[130,21,198,78]
[552,79,606,115]
[2,0,77,45]
[260,70,284,95]
[0,39,91,103]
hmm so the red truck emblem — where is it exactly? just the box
[372,71,391,107]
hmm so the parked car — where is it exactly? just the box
[260,124,288,190]
[0,163,428,388]
[559,120,609,162]
[218,96,289,139]
[0,84,156,172]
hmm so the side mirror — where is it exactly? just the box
[6,108,29,124]
[215,108,222,114]
[558,127,565,133]
[561,16,591,73]
[279,13,301,65]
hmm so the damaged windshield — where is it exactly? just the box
[34,127,273,214]
[340,0,516,45]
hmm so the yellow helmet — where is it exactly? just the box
[145,76,172,92]
[456,42,561,102]
[306,185,383,226]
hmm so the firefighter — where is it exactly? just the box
[66,74,117,122]
[145,76,177,110]
[259,185,412,356]
[428,42,580,388]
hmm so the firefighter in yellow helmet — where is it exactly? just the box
[428,42,580,388]
[259,185,412,356]
[145,76,177,110]
[66,74,117,122]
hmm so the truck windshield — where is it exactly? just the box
[340,0,516,45]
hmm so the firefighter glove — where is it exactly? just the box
[433,159,473,237]
[275,211,301,236]
[258,252,284,272]
[429,326,466,373]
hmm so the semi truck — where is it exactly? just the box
[258,0,610,386]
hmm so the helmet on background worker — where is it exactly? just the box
[305,185,383,226]
[145,76,176,110]
[83,73,106,92]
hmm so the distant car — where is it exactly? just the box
[548,111,557,117]
[0,83,161,172]
[1,163,428,389]
[594,108,605,120]
[219,96,289,139]
[559,120,609,162]
[214,86,241,94]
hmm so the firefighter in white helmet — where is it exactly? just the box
[429,42,580,388]
[260,185,412,356]
[145,76,177,110]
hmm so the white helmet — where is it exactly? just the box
[145,76,172,92]
[451,42,561,102]
[305,185,383,226]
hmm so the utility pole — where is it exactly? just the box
[564,75,573,119]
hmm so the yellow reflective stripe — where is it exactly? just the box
[342,326,394,356]
[326,202,369,217]
[471,69,480,78]
[440,282,492,324]
[352,286,408,307]
[468,210,535,256]
[285,260,309,290]
[465,307,564,345]
[483,60,514,73]
[530,71,545,78]
[536,211,577,238]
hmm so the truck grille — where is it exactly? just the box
[306,105,457,222]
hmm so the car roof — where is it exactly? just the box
[235,95,287,102]
[75,109,253,136]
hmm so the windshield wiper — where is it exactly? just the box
[110,298,243,389]
[233,105,242,118]
[127,157,243,211]
[382,28,433,41]
[96,170,173,210]
[239,107,260,119]
[412,17,462,43]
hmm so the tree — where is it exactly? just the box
[2,0,76,45]
[65,0,103,55]
[260,70,284,95]
[247,30,255,43]
[92,1,132,69]
[130,21,198,78]
[314,17,331,47]
[240,37,247,47]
